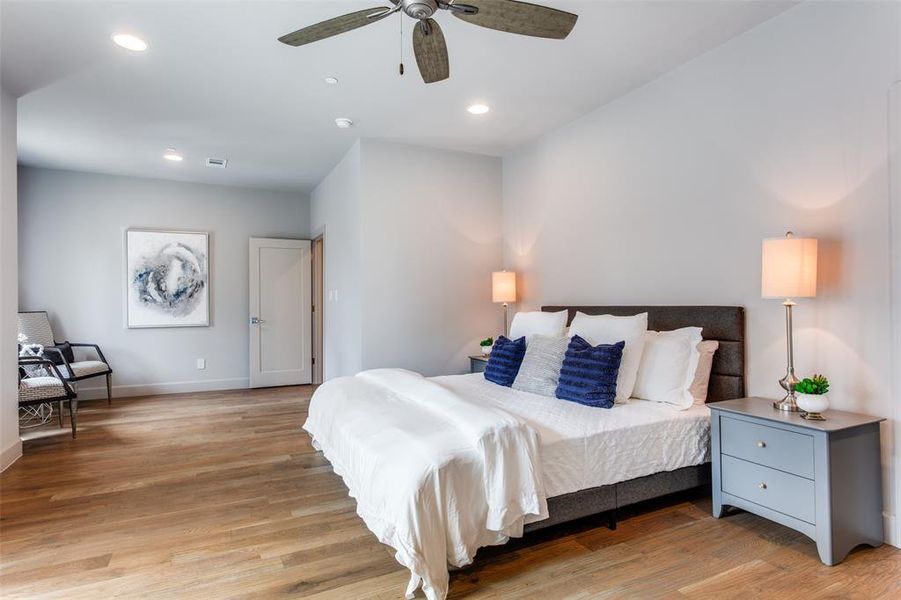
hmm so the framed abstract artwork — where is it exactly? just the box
[126,229,210,328]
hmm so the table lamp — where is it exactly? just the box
[492,271,516,337]
[761,231,818,412]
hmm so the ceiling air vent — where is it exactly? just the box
[206,157,228,169]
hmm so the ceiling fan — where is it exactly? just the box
[278,0,578,84]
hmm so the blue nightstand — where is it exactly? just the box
[710,397,884,565]
[469,355,488,374]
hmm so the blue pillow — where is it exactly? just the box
[556,336,625,408]
[484,335,526,387]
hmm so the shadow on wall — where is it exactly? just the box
[817,238,844,294]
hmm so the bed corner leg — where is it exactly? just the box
[607,508,617,531]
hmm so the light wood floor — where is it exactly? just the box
[1,386,898,599]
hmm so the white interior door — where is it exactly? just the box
[249,238,311,388]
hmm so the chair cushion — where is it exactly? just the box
[19,377,68,402]
[57,360,110,379]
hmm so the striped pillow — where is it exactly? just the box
[556,335,625,408]
[512,334,569,397]
[484,336,526,387]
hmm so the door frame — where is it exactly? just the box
[311,235,324,384]
[889,81,900,548]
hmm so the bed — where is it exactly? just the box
[304,305,745,599]
[527,305,746,531]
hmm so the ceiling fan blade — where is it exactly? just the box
[413,19,450,84]
[452,0,577,39]
[279,7,392,47]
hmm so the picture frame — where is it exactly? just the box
[125,228,210,328]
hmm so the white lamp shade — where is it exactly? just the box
[492,271,516,303]
[761,235,818,299]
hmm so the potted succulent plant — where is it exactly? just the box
[795,374,829,420]
[479,337,494,356]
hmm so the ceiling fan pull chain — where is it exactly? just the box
[399,11,405,76]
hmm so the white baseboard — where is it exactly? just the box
[886,513,900,548]
[1,439,23,472]
[76,377,249,400]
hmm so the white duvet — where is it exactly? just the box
[436,374,711,498]
[303,369,548,600]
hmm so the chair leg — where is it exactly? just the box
[106,374,112,406]
[69,398,77,439]
[58,401,64,428]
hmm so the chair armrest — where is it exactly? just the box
[68,343,109,364]
[18,357,75,394]
[19,356,55,368]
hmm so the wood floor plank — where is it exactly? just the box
[1,386,897,599]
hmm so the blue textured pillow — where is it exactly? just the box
[556,336,625,408]
[484,336,526,387]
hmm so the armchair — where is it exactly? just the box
[17,311,114,405]
[18,356,78,438]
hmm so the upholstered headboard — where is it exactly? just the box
[541,305,745,403]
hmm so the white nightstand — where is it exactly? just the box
[710,397,884,566]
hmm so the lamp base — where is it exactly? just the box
[503,303,509,338]
[800,411,826,421]
[773,394,801,412]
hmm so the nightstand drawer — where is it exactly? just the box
[721,416,814,478]
[721,455,815,524]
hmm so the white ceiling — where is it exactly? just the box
[1,0,797,193]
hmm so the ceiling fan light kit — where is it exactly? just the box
[278,0,578,84]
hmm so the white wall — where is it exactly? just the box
[503,1,900,544]
[311,142,363,380]
[360,140,503,376]
[312,139,503,378]
[0,86,20,471]
[18,167,310,398]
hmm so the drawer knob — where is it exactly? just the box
[758,482,767,490]
[757,441,766,448]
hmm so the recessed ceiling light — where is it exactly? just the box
[335,118,354,129]
[163,148,183,162]
[324,76,339,85]
[111,33,148,52]
[467,103,490,115]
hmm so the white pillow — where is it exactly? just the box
[633,327,703,409]
[690,340,719,404]
[568,312,648,403]
[509,310,568,340]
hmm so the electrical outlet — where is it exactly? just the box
[196,358,206,370]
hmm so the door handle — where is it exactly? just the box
[250,317,266,325]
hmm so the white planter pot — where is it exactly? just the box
[480,346,492,356]
[796,392,829,415]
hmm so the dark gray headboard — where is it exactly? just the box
[542,305,745,403]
